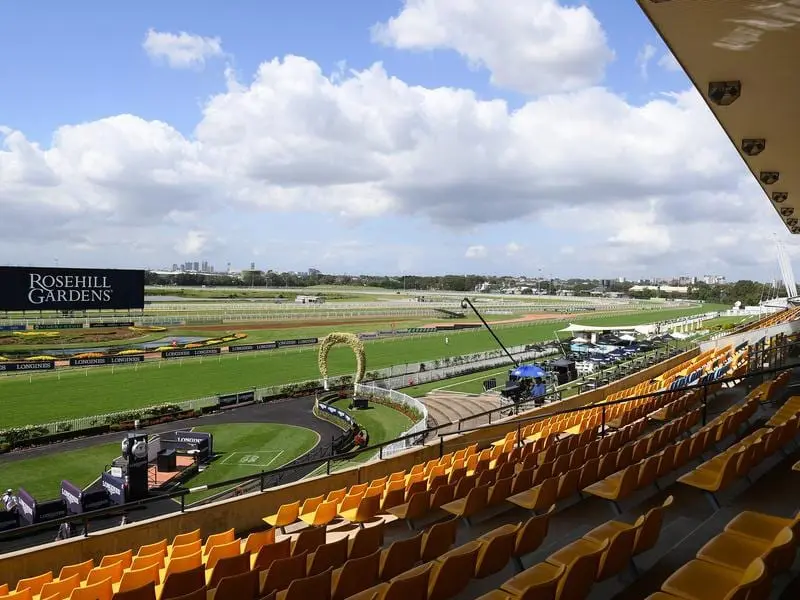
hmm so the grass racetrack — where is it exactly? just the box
[329,399,414,445]
[0,305,724,429]
[0,423,318,501]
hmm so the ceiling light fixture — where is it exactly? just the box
[708,81,741,106]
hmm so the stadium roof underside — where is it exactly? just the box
[635,0,800,233]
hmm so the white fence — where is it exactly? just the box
[355,384,428,458]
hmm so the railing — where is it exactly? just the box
[355,384,428,458]
[2,334,793,548]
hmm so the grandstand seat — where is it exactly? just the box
[441,483,489,525]
[160,551,202,585]
[695,527,794,574]
[87,563,124,586]
[156,565,205,600]
[14,572,52,596]
[130,554,164,572]
[379,532,423,581]
[331,549,381,600]
[137,541,167,559]
[355,562,433,600]
[210,570,259,600]
[386,491,429,529]
[169,541,201,560]
[427,540,482,600]
[205,552,250,589]
[299,496,324,522]
[111,581,156,600]
[325,489,347,504]
[203,529,235,556]
[474,524,520,578]
[274,568,331,600]
[205,539,240,569]
[420,517,459,562]
[101,550,133,570]
[242,529,275,556]
[58,560,95,583]
[170,531,200,549]
[340,493,381,528]
[299,498,338,528]
[1,590,31,600]
[659,557,766,600]
[38,573,80,600]
[584,463,642,515]
[724,509,800,541]
[307,537,348,576]
[251,538,291,572]
[260,551,308,596]
[548,521,637,582]
[0,584,8,596]
[507,476,558,513]
[114,565,160,594]
[72,578,114,600]
[264,502,300,533]
[348,522,384,560]
[292,527,326,556]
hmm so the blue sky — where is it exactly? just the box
[0,1,782,278]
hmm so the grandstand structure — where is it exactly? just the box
[6,5,800,600]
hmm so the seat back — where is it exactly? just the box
[380,533,423,580]
[462,484,489,518]
[354,494,382,523]
[207,551,251,590]
[15,571,53,595]
[164,551,202,580]
[349,522,384,559]
[205,538,240,569]
[762,527,795,574]
[170,540,201,559]
[293,526,326,556]
[596,524,638,580]
[39,573,80,600]
[635,495,673,554]
[382,487,406,511]
[282,567,332,600]
[556,469,580,501]
[117,564,159,593]
[475,525,519,578]
[405,491,431,521]
[515,505,555,557]
[214,570,260,600]
[274,501,301,526]
[261,550,308,595]
[555,539,607,600]
[332,549,381,600]
[430,484,455,511]
[382,563,433,600]
[100,550,133,569]
[242,529,275,555]
[204,528,235,555]
[308,537,349,576]
[325,488,347,503]
[136,540,167,559]
[428,541,482,600]
[726,557,767,600]
[312,499,339,526]
[159,565,205,600]
[489,477,513,506]
[338,493,363,514]
[87,563,123,586]
[171,530,200,547]
[131,553,163,571]
[421,517,459,562]
[70,578,113,600]
[59,559,95,582]
[110,581,156,600]
[300,495,325,516]
[252,538,291,571]
[637,455,661,489]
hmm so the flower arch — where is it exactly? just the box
[318,332,366,391]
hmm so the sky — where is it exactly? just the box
[0,0,792,280]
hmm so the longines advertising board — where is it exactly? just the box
[0,266,145,311]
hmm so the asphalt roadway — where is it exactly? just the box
[0,396,342,554]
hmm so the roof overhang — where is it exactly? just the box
[635,0,800,233]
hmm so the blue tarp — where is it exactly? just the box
[510,364,546,379]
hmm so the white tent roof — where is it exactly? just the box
[558,323,658,335]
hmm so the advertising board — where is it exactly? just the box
[161,347,221,359]
[0,266,145,312]
[0,361,55,372]
[69,355,145,367]
[228,338,318,353]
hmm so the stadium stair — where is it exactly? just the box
[421,392,503,433]
[5,331,800,600]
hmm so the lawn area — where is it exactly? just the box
[184,423,318,501]
[0,423,318,503]
[0,442,119,500]
[329,399,414,445]
[0,305,725,428]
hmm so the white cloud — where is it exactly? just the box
[371,0,613,95]
[0,3,786,278]
[465,245,488,259]
[636,44,657,79]
[143,29,224,70]
[505,242,523,256]
[658,51,682,73]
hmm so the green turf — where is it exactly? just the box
[329,399,414,445]
[0,443,119,500]
[0,305,724,428]
[0,423,318,502]
[185,423,318,501]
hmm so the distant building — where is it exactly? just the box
[295,295,324,304]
